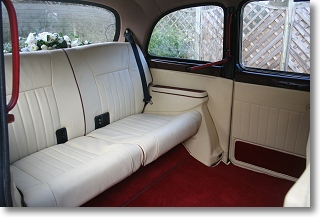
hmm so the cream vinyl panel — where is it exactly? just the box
[65,43,151,133]
[230,82,310,179]
[145,85,222,166]
[148,68,233,163]
[11,141,142,206]
[65,43,202,165]
[5,51,85,163]
[87,112,202,165]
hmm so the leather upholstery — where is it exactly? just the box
[232,82,310,157]
[230,82,310,181]
[66,43,202,165]
[5,50,143,206]
[65,43,152,133]
[5,42,201,206]
[88,112,202,165]
[6,50,85,163]
[11,141,142,206]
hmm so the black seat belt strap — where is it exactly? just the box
[124,29,152,110]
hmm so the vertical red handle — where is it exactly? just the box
[3,0,20,113]
[187,13,233,71]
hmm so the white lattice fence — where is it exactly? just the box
[150,6,224,62]
[288,6,310,74]
[201,8,224,62]
[150,1,309,74]
[242,3,286,70]
[242,1,310,74]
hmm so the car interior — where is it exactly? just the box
[0,0,311,207]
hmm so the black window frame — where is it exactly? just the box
[146,3,230,78]
[3,0,121,42]
[235,0,310,92]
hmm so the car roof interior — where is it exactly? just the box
[89,0,241,52]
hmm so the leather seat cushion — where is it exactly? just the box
[87,111,202,165]
[11,137,142,207]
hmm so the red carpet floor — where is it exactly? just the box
[82,144,295,207]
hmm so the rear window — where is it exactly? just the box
[2,0,118,53]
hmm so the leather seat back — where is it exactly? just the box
[65,42,152,134]
[5,50,85,163]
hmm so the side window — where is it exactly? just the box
[241,0,310,74]
[148,5,224,62]
[2,0,118,53]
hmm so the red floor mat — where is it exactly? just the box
[234,141,306,178]
[82,144,294,207]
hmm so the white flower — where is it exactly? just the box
[37,32,52,42]
[25,33,36,46]
[47,33,55,42]
[58,36,64,43]
[20,32,90,52]
[53,33,59,39]
[71,39,79,47]
[29,44,39,51]
[41,45,48,50]
[21,47,29,52]
[48,34,56,43]
[63,35,71,42]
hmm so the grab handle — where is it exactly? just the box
[3,0,20,122]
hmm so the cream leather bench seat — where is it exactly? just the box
[5,51,142,206]
[10,140,141,207]
[65,43,202,165]
[88,112,201,165]
[6,42,201,206]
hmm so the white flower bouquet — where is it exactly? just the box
[21,32,91,52]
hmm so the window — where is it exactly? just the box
[2,0,118,52]
[241,0,310,74]
[148,5,224,62]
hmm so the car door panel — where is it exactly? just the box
[230,82,310,181]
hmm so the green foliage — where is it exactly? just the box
[3,37,26,53]
[3,43,12,53]
[148,24,190,59]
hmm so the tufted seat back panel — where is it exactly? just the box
[65,42,152,133]
[5,50,85,163]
